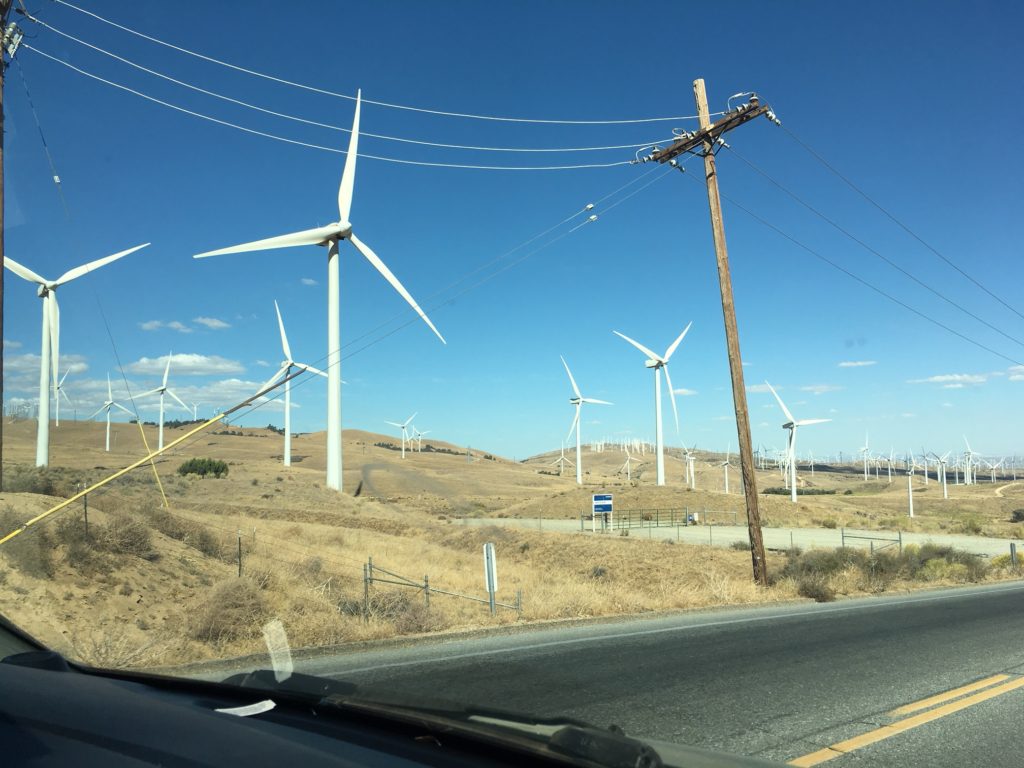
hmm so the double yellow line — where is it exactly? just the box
[790,674,1024,766]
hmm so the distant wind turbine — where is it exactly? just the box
[561,356,611,485]
[53,368,72,427]
[261,301,329,467]
[4,244,149,466]
[139,354,189,451]
[195,90,444,492]
[90,374,133,452]
[386,413,418,459]
[721,444,733,494]
[765,382,830,503]
[613,322,691,486]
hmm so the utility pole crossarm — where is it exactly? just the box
[647,97,773,165]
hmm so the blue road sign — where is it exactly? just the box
[592,493,613,514]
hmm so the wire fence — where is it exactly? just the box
[364,556,522,620]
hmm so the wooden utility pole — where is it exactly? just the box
[0,0,16,492]
[691,79,767,585]
[645,81,772,584]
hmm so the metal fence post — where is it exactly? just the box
[362,563,369,623]
[898,530,903,553]
[83,493,89,539]
[237,530,242,577]
[841,528,846,548]
[424,574,430,608]
[1011,542,1018,569]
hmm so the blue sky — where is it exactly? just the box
[3,0,1023,461]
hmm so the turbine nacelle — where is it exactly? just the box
[644,359,661,369]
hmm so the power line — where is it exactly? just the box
[28,15,671,155]
[724,144,1024,350]
[683,172,1024,368]
[22,44,632,171]
[11,56,69,218]
[51,0,720,125]
[779,124,1024,323]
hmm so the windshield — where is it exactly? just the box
[2,2,1023,766]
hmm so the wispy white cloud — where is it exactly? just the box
[1010,365,1024,382]
[139,319,192,334]
[193,316,231,330]
[127,353,244,376]
[3,339,22,350]
[301,277,318,286]
[747,383,773,394]
[254,360,271,368]
[838,360,876,368]
[942,402,953,407]
[909,373,987,386]
[801,384,843,396]
[901,413,916,418]
[672,388,698,396]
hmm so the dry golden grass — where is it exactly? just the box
[1,420,1020,670]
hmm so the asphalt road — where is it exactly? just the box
[461,516,1023,558]
[297,581,1024,766]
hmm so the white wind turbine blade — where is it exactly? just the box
[166,389,190,412]
[53,243,150,285]
[60,388,73,405]
[274,300,293,362]
[566,409,580,443]
[612,331,661,362]
[194,224,346,258]
[3,256,47,285]
[58,368,70,387]
[348,233,446,344]
[794,418,830,427]
[111,402,134,417]
[765,381,795,424]
[107,373,113,401]
[385,421,404,428]
[259,365,289,394]
[403,412,419,428]
[89,404,107,419]
[662,364,680,434]
[137,387,163,399]
[162,354,173,388]
[662,321,692,362]
[338,89,360,224]
[293,362,328,378]
[560,356,582,399]
[581,397,612,405]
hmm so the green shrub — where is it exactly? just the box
[821,517,839,529]
[177,458,229,479]
[100,514,153,557]
[1010,510,1024,523]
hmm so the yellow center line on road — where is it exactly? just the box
[788,675,1024,766]
[889,673,1009,716]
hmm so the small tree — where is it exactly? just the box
[178,458,229,479]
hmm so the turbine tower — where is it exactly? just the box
[139,355,189,451]
[765,382,830,503]
[613,322,691,486]
[3,244,149,466]
[260,301,328,467]
[90,374,133,452]
[561,356,611,485]
[195,90,444,492]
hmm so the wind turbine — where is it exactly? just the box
[930,450,951,500]
[190,403,200,420]
[765,382,830,503]
[53,368,72,427]
[139,354,189,451]
[561,356,611,485]
[721,445,733,494]
[963,436,975,485]
[411,426,430,452]
[612,322,691,486]
[550,441,575,477]
[194,90,444,492]
[859,433,870,481]
[4,244,149,466]
[618,448,641,482]
[386,413,417,459]
[906,452,921,518]
[90,374,133,452]
[259,301,329,466]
